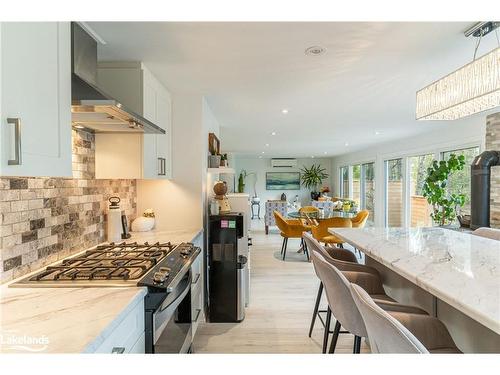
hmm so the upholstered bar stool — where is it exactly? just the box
[350,284,462,353]
[309,243,427,354]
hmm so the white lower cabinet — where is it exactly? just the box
[1,22,72,177]
[90,297,145,354]
[191,249,204,339]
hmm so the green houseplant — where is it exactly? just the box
[237,169,257,194]
[422,154,466,226]
[300,164,329,200]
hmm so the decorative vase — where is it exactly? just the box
[311,191,320,200]
[209,155,221,168]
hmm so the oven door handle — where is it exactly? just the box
[153,273,192,344]
[158,272,192,313]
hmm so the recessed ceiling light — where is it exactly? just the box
[345,142,349,147]
[261,151,265,154]
[311,156,315,159]
[305,46,326,56]
[281,109,289,114]
[324,151,328,155]
[375,131,381,135]
[265,143,270,147]
[271,131,277,136]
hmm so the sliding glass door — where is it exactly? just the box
[340,166,349,198]
[385,158,404,226]
[352,164,361,206]
[442,146,480,216]
[362,162,375,224]
[408,154,434,227]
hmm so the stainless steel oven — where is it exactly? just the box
[144,269,193,353]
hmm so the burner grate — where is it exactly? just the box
[28,241,176,282]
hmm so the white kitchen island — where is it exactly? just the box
[329,227,500,353]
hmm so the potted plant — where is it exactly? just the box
[237,169,257,194]
[237,171,245,193]
[422,154,466,227]
[220,153,228,167]
[208,150,221,168]
[300,164,329,200]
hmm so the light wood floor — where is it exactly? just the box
[193,220,368,353]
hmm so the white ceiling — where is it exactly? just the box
[88,22,499,158]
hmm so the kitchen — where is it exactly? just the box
[1,3,500,374]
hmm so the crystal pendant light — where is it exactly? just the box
[416,23,500,121]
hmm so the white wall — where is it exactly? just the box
[331,119,485,227]
[231,157,332,206]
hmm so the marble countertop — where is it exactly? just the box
[329,227,500,334]
[0,228,203,353]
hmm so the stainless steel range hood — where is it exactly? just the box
[71,23,165,134]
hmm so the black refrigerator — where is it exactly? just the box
[208,213,247,322]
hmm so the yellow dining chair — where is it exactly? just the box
[311,217,352,248]
[274,211,311,261]
[351,210,370,228]
[299,206,320,215]
[350,210,370,257]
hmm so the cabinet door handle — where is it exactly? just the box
[7,118,22,165]
[111,347,125,354]
[158,157,166,176]
[192,308,202,323]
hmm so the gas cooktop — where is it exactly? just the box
[11,241,199,290]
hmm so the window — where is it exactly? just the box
[340,166,349,198]
[352,164,361,206]
[409,154,434,227]
[441,146,480,216]
[385,158,404,226]
[361,162,375,224]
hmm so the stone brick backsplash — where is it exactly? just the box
[0,129,136,283]
[486,112,500,229]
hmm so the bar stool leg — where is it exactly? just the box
[328,321,341,353]
[308,282,323,337]
[280,237,286,255]
[322,307,332,354]
[353,335,361,354]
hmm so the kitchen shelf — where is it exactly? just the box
[207,167,235,174]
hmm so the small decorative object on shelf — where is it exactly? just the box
[131,208,156,232]
[220,153,228,167]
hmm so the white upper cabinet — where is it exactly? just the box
[0,22,72,177]
[96,62,172,179]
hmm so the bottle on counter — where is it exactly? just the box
[107,196,123,243]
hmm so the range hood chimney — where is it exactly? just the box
[71,22,165,134]
[470,150,500,229]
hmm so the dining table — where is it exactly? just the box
[287,209,357,220]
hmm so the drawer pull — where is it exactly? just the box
[192,308,202,323]
[7,118,22,165]
[111,347,125,354]
[191,273,201,285]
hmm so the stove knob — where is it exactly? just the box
[153,272,166,284]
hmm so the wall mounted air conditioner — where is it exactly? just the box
[271,158,297,168]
